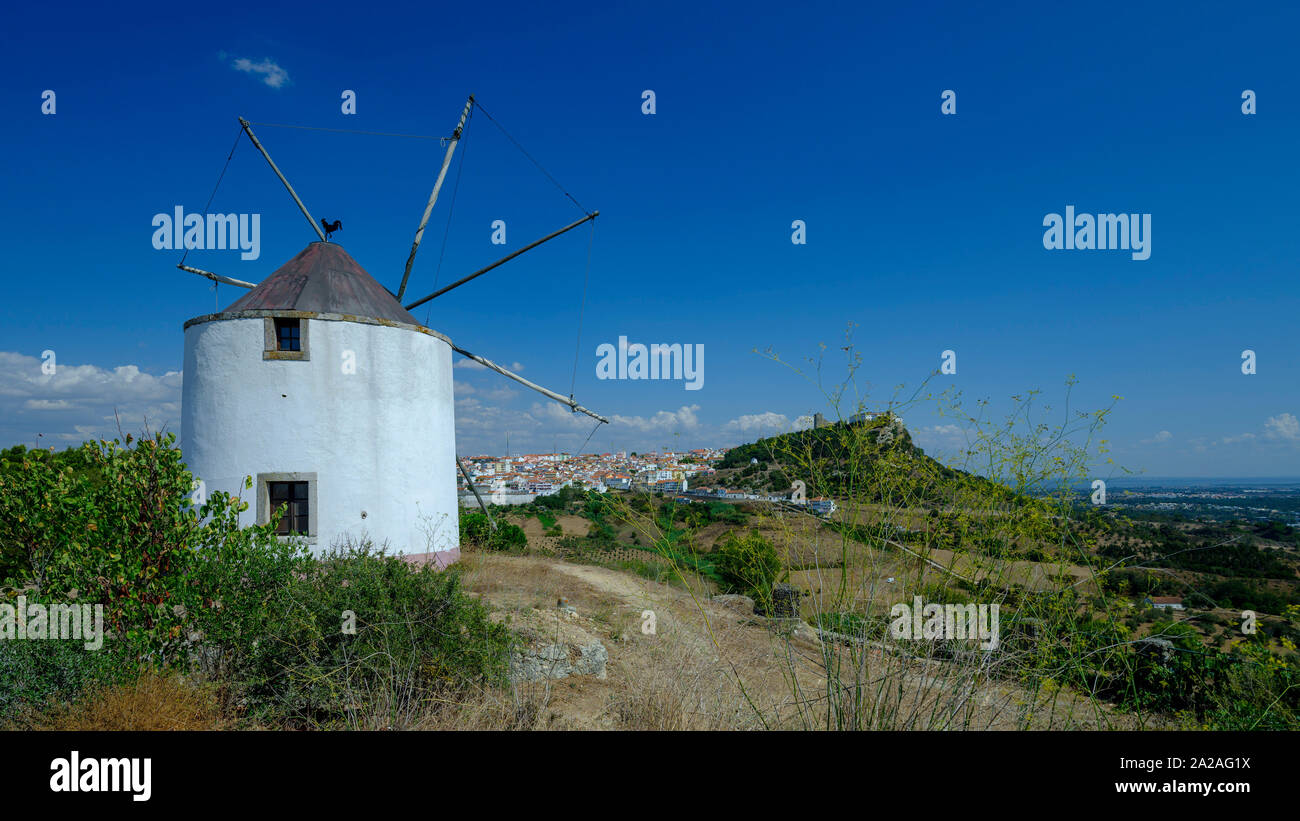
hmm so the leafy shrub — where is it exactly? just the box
[459,512,527,552]
[0,433,291,666]
[183,507,311,683]
[0,631,136,722]
[713,531,783,613]
[240,546,513,728]
[0,435,521,729]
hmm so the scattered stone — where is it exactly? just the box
[712,594,756,615]
[574,641,609,679]
[510,640,609,682]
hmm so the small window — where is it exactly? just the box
[263,317,309,360]
[275,318,301,351]
[269,480,309,535]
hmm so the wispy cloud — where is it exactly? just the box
[722,411,792,436]
[0,351,182,447]
[1265,412,1299,441]
[912,423,965,453]
[1207,414,1298,448]
[230,56,291,89]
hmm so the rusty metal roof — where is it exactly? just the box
[224,242,420,325]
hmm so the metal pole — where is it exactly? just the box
[450,343,609,424]
[397,95,474,301]
[238,116,327,242]
[456,456,497,530]
[178,263,256,289]
[404,211,598,311]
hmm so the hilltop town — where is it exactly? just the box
[456,447,837,514]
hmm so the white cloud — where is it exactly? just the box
[454,378,517,403]
[723,412,792,435]
[1213,414,1299,448]
[1265,413,1299,442]
[911,423,965,452]
[1140,429,1173,444]
[231,57,290,89]
[24,399,72,410]
[479,385,518,402]
[531,402,702,434]
[0,352,182,446]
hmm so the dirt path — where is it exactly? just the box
[455,551,1136,730]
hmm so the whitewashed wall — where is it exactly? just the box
[181,316,458,556]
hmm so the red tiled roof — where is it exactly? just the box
[225,242,419,325]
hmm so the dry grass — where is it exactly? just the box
[449,545,1144,731]
[23,672,227,731]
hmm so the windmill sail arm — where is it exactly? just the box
[238,116,327,242]
[178,263,256,289]
[403,211,598,311]
[451,343,608,424]
[397,95,475,302]
[456,456,498,529]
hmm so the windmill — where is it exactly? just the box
[177,96,607,565]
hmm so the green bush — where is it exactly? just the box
[0,435,522,729]
[713,531,783,613]
[0,626,135,722]
[239,546,513,728]
[0,433,291,665]
[183,507,312,682]
[459,513,527,552]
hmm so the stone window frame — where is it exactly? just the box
[256,471,318,544]
[263,316,310,361]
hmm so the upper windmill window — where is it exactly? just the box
[276,318,301,351]
[263,317,309,360]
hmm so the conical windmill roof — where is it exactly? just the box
[224,241,420,325]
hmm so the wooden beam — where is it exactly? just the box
[404,212,598,311]
[238,116,328,242]
[178,263,256,289]
[456,456,498,530]
[451,343,608,425]
[397,96,474,301]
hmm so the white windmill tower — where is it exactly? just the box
[178,97,606,565]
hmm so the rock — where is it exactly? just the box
[712,594,756,616]
[510,640,608,682]
[791,620,822,646]
[574,641,609,679]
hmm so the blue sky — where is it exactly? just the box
[1,0,1297,476]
